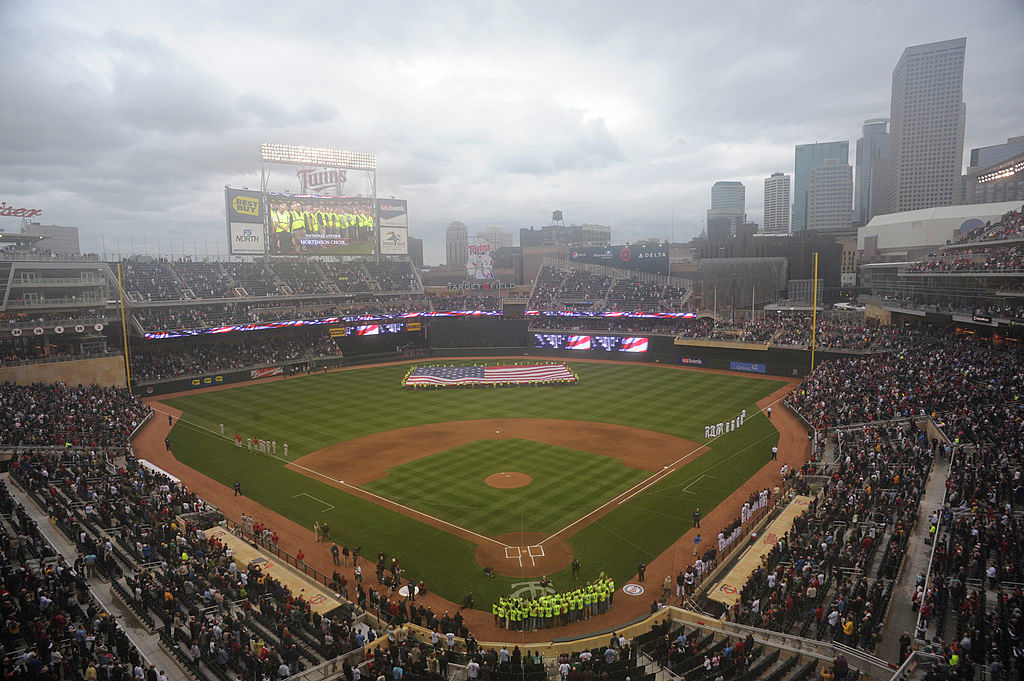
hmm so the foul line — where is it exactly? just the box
[538,394,789,546]
[158,409,512,549]
[291,492,335,512]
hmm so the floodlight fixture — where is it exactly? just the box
[977,159,1023,184]
[259,143,376,171]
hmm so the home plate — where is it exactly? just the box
[496,430,501,433]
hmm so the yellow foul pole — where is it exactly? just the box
[810,252,819,373]
[117,263,133,393]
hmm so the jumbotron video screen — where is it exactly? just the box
[268,193,376,255]
[533,333,648,352]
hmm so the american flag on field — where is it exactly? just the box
[403,363,577,387]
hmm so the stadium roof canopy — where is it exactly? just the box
[857,201,1023,257]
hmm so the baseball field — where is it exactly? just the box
[163,360,787,607]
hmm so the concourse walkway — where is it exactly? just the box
[875,451,951,664]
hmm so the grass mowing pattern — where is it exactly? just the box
[165,361,786,605]
[362,439,649,536]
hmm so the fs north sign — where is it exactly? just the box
[229,224,265,255]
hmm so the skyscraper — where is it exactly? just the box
[762,173,791,234]
[854,119,889,226]
[475,227,514,249]
[807,158,853,231]
[706,181,746,238]
[887,37,966,213]
[793,141,849,232]
[969,136,1024,170]
[445,221,468,267]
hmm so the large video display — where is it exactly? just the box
[268,193,375,255]
[533,333,648,352]
[570,244,668,273]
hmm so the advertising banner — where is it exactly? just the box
[225,188,266,255]
[267,193,375,255]
[229,223,266,255]
[380,227,408,255]
[570,244,669,273]
[680,357,707,367]
[378,199,408,227]
[729,361,766,374]
[466,241,494,280]
[225,189,264,223]
[251,366,284,379]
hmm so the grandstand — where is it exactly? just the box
[4,207,1024,681]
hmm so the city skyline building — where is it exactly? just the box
[807,158,854,231]
[475,226,514,249]
[762,173,791,234]
[886,37,967,213]
[854,118,889,226]
[793,141,849,232]
[969,136,1024,170]
[706,181,746,238]
[445,221,468,267]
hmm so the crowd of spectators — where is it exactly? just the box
[0,312,107,328]
[785,332,1022,431]
[424,294,504,311]
[605,280,666,312]
[119,258,419,303]
[0,381,150,447]
[134,302,343,333]
[0,478,168,681]
[131,332,342,382]
[877,295,1024,321]
[906,245,1024,274]
[955,207,1024,243]
[363,262,418,292]
[9,449,368,680]
[908,404,1024,676]
[728,420,933,655]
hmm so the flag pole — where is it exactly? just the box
[117,263,133,392]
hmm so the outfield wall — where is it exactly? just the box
[135,318,866,395]
[425,319,862,377]
[0,355,127,387]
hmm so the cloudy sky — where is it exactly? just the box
[2,1,1022,265]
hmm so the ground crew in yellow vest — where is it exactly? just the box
[544,600,553,628]
[289,207,306,233]
[608,578,615,605]
[274,208,290,232]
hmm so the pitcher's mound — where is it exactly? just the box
[485,472,532,489]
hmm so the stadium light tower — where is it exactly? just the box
[259,143,379,261]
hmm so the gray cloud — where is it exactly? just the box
[0,0,1022,264]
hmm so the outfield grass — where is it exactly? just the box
[165,361,786,605]
[362,439,650,536]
